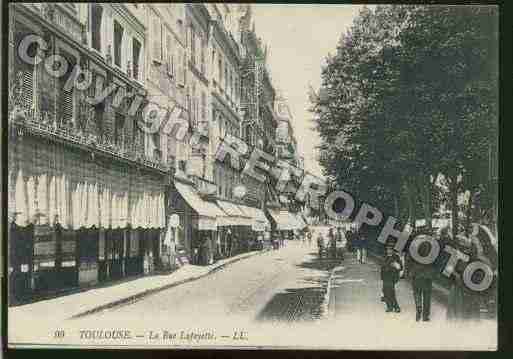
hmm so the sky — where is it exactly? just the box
[252,4,368,178]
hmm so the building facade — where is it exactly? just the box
[8,3,168,303]
[8,3,308,303]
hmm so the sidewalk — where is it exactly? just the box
[9,249,267,322]
[326,253,447,322]
[323,253,497,350]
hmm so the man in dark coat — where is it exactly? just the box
[381,242,403,312]
[406,235,437,321]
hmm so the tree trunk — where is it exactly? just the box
[405,181,416,229]
[394,195,399,219]
[421,175,432,231]
[465,189,474,237]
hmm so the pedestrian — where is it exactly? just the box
[317,231,325,259]
[354,231,362,262]
[307,230,313,247]
[381,242,403,313]
[336,227,346,261]
[328,228,337,259]
[346,228,354,253]
[359,232,368,263]
[406,234,437,321]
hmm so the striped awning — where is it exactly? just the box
[174,182,225,230]
[216,200,252,227]
[267,209,302,231]
[238,204,271,231]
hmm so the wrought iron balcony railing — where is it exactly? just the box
[8,104,170,173]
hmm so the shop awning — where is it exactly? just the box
[267,209,301,231]
[216,200,253,227]
[174,182,225,230]
[238,204,271,231]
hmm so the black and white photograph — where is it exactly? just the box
[5,3,499,350]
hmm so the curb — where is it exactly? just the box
[70,250,268,320]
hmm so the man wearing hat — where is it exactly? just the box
[406,234,437,322]
[381,241,403,312]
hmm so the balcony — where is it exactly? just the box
[8,104,169,174]
[28,3,86,45]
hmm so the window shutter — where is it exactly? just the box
[201,92,206,121]
[60,84,74,125]
[60,55,75,125]
[21,68,34,111]
[182,48,187,85]
[166,30,173,76]
[177,47,184,87]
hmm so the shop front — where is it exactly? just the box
[216,200,253,258]
[238,204,271,250]
[7,135,166,303]
[172,181,226,265]
[266,208,302,242]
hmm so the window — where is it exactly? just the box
[151,11,162,61]
[182,48,187,85]
[95,102,104,140]
[201,92,206,121]
[200,38,205,74]
[60,52,75,126]
[218,115,224,138]
[91,4,103,52]
[114,113,125,147]
[218,58,223,85]
[212,47,216,78]
[132,38,141,80]
[232,74,236,102]
[165,29,174,78]
[190,26,196,67]
[224,63,228,92]
[152,132,161,160]
[113,21,124,67]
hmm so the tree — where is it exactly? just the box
[310,5,498,237]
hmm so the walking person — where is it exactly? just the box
[406,234,437,321]
[328,228,337,259]
[346,228,354,254]
[336,227,346,261]
[381,242,403,313]
[307,230,313,247]
[317,231,325,259]
[359,232,368,263]
[354,231,362,262]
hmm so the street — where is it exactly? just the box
[89,241,337,325]
[9,240,497,349]
[74,241,495,350]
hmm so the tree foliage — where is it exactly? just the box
[310,5,498,234]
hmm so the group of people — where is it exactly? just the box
[307,226,369,262]
[380,225,497,322]
[379,239,435,321]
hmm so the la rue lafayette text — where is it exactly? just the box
[79,329,248,341]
